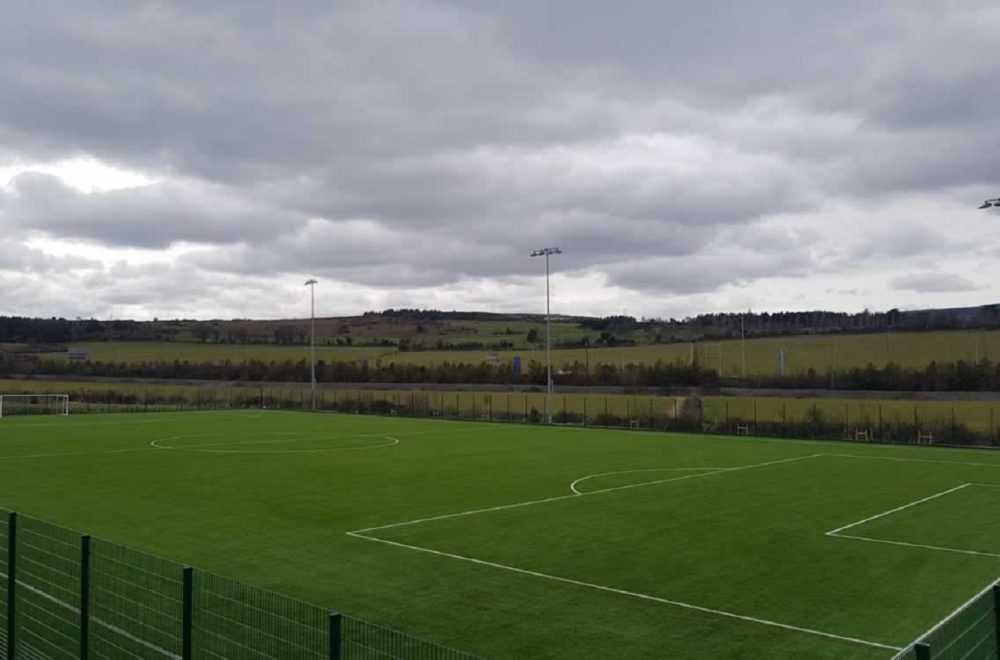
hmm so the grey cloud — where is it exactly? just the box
[1,173,306,248]
[889,272,981,293]
[0,1,998,317]
[0,238,100,273]
[603,250,814,296]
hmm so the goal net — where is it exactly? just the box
[0,394,70,417]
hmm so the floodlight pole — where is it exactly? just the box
[305,279,318,409]
[530,247,562,423]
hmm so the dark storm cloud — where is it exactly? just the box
[0,0,998,314]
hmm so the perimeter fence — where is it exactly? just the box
[0,509,479,660]
[4,385,1000,449]
[892,579,1000,660]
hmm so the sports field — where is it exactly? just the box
[2,412,1000,658]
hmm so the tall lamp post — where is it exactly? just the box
[978,197,1000,209]
[304,279,318,409]
[530,247,562,423]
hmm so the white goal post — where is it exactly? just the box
[0,394,70,417]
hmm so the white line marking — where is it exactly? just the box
[827,483,1000,558]
[346,531,900,652]
[827,453,1000,470]
[829,533,1000,559]
[150,433,400,453]
[825,484,972,536]
[0,447,150,461]
[569,467,729,495]
[353,454,823,534]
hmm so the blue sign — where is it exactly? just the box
[512,356,522,376]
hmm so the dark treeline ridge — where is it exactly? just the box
[4,302,1000,346]
[6,353,1000,392]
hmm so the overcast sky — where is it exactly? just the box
[1,1,999,321]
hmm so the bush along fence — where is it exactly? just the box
[0,510,479,660]
[891,579,1000,660]
[5,385,1000,448]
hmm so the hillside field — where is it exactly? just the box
[37,329,1000,376]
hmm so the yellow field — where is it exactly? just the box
[390,330,1000,375]
[66,341,391,364]
[48,330,1000,377]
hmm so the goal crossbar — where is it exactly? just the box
[0,394,70,417]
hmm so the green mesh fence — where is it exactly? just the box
[89,539,184,659]
[0,510,480,660]
[1,508,8,658]
[893,580,1000,660]
[15,516,81,659]
[342,616,481,660]
[193,572,327,659]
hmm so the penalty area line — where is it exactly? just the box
[825,483,971,536]
[346,531,901,653]
[352,454,824,535]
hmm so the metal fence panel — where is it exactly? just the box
[892,581,1000,660]
[343,616,481,660]
[15,516,81,660]
[89,539,184,660]
[193,572,327,660]
[0,509,8,658]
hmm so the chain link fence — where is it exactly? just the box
[0,510,480,660]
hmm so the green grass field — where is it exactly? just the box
[47,329,1000,376]
[3,411,1000,658]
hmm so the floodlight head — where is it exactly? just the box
[980,201,993,209]
[304,278,318,285]
[979,198,1000,209]
[530,247,563,257]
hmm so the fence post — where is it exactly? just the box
[992,583,1000,656]
[80,534,91,659]
[182,567,194,660]
[328,612,343,660]
[6,512,16,659]
[914,642,930,660]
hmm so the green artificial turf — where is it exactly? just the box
[3,411,1000,658]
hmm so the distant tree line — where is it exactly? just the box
[4,303,1000,349]
[7,352,1000,392]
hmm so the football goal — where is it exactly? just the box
[0,394,70,417]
